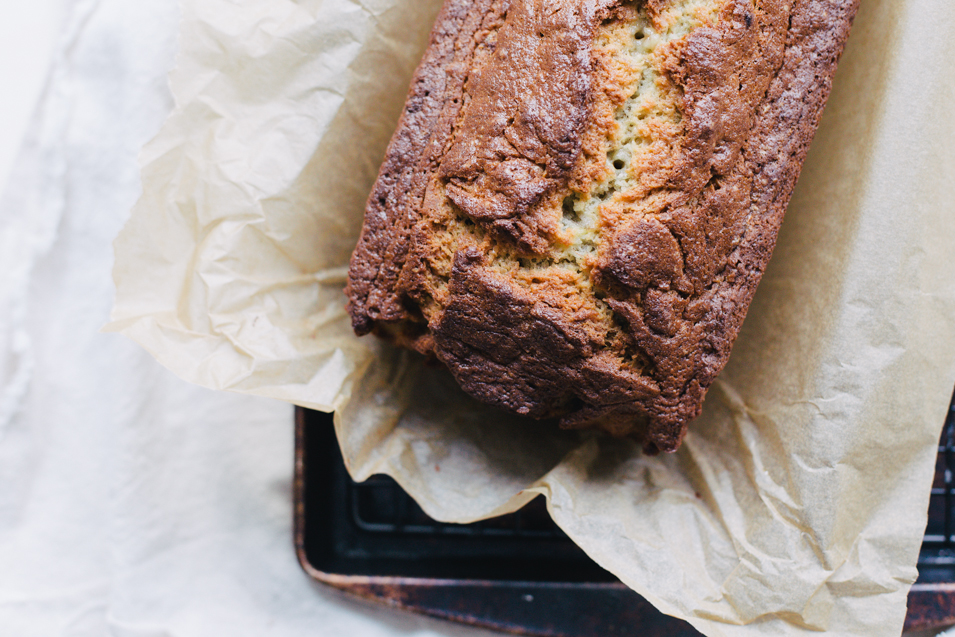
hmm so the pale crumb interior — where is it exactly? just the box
[422,0,727,368]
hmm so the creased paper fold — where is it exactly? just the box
[107,0,955,635]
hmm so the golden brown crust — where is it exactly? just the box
[345,0,860,452]
[346,0,507,333]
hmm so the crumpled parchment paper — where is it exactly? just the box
[106,0,955,634]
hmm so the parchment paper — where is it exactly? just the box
[106,0,955,635]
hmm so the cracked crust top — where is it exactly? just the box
[345,0,859,452]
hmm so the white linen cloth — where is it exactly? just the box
[0,1,499,635]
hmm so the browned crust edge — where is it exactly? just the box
[346,0,504,334]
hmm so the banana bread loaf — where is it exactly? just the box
[345,0,859,452]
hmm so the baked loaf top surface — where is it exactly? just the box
[346,0,859,452]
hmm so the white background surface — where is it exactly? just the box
[0,1,951,636]
[0,1,65,187]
